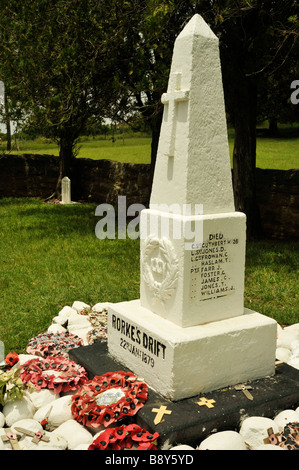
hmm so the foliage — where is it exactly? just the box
[0,362,24,406]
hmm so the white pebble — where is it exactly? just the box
[0,412,5,428]
[169,444,196,450]
[58,306,78,317]
[3,396,35,427]
[254,444,284,450]
[198,430,247,450]
[25,388,58,410]
[239,416,279,450]
[275,347,291,362]
[277,330,298,349]
[71,301,90,313]
[47,323,67,334]
[52,419,93,450]
[287,355,299,369]
[274,409,299,431]
[283,324,299,337]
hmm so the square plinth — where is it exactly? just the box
[140,210,246,327]
[107,300,277,401]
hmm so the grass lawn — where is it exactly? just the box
[0,198,298,355]
[2,124,299,168]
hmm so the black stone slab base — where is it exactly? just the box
[69,341,299,449]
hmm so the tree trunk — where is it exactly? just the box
[269,118,278,136]
[232,79,263,240]
[4,84,11,151]
[55,135,76,198]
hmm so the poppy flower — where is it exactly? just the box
[5,352,19,369]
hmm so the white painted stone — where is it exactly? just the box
[33,403,53,425]
[25,388,58,410]
[71,301,90,312]
[169,444,196,450]
[40,432,68,450]
[277,329,299,349]
[288,354,299,369]
[52,419,93,450]
[198,430,247,450]
[274,409,299,431]
[58,305,78,317]
[34,395,73,428]
[52,315,68,327]
[61,176,71,204]
[0,412,5,428]
[283,323,299,336]
[72,443,91,450]
[291,339,299,353]
[11,418,42,434]
[18,353,39,365]
[275,347,291,362]
[239,417,279,450]
[47,323,67,334]
[108,302,277,400]
[67,311,92,344]
[150,14,234,215]
[92,302,110,312]
[67,312,91,329]
[3,396,35,427]
[254,444,284,450]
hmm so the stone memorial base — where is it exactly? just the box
[69,342,299,449]
[107,300,277,401]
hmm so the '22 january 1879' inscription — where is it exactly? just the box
[111,314,167,369]
[190,232,237,302]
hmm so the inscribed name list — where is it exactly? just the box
[189,231,238,302]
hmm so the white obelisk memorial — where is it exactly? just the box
[107,15,277,401]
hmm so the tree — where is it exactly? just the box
[0,0,137,195]
[210,1,298,238]
[121,0,298,238]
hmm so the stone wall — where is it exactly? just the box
[0,153,298,240]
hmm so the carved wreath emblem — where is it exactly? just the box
[141,237,179,303]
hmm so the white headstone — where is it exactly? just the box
[107,14,277,400]
[61,176,71,204]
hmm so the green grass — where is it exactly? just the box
[2,125,299,168]
[0,198,298,354]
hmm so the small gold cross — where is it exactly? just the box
[234,384,254,400]
[196,397,216,408]
[152,405,172,425]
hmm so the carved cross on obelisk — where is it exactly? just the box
[161,72,189,158]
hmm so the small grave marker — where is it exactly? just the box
[61,176,71,204]
[1,429,21,450]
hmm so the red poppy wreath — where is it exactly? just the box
[26,332,83,359]
[71,371,148,428]
[20,356,88,394]
[88,423,159,450]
